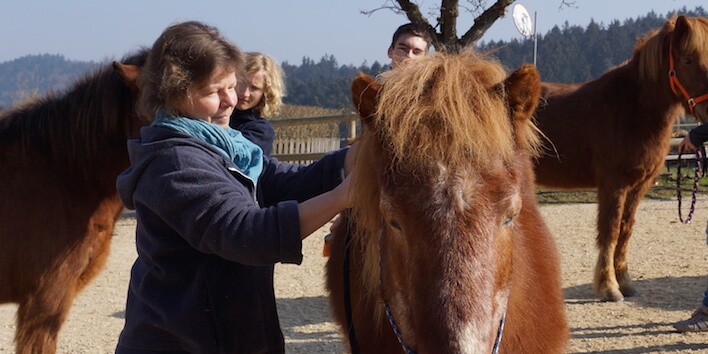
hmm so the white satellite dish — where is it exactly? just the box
[512,4,534,37]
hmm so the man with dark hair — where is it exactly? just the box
[387,22,433,68]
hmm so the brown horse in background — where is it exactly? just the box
[0,51,146,353]
[533,15,708,302]
[326,53,568,353]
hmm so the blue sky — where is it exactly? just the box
[1,1,704,66]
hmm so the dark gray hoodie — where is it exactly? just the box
[115,125,346,353]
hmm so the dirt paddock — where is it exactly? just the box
[1,198,707,353]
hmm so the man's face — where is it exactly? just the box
[387,33,429,68]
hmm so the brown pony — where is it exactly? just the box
[326,53,568,353]
[0,51,146,353]
[533,15,708,302]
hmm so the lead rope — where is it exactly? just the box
[492,313,506,354]
[677,147,703,224]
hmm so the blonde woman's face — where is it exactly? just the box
[236,70,265,111]
[176,70,237,128]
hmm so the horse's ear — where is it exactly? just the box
[113,62,141,94]
[503,63,541,123]
[351,72,381,128]
[672,15,690,44]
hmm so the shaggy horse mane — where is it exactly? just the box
[349,51,542,298]
[374,51,517,167]
[637,16,708,83]
[0,48,148,183]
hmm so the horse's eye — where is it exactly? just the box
[389,219,402,231]
[682,57,692,65]
[502,216,514,227]
[503,209,520,227]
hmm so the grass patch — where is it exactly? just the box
[535,171,708,205]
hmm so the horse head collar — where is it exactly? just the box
[667,38,708,117]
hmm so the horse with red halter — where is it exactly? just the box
[326,53,568,353]
[533,15,708,302]
[0,51,146,353]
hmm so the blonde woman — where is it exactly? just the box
[229,52,285,156]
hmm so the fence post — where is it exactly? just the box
[349,119,357,140]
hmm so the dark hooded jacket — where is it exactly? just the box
[115,125,346,353]
[688,123,708,147]
[229,109,276,156]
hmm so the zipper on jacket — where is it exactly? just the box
[226,166,258,204]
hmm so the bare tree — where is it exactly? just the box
[363,0,576,53]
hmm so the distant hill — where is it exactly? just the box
[0,54,99,109]
[0,53,384,111]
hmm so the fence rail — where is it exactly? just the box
[269,114,702,165]
[666,137,704,165]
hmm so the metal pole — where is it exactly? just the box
[533,11,538,67]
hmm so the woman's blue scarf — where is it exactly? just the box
[151,111,264,187]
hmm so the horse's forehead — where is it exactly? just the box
[431,162,477,211]
[383,159,520,213]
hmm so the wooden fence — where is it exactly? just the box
[268,114,702,166]
[270,113,359,163]
[272,138,342,164]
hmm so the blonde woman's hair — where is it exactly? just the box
[243,52,286,117]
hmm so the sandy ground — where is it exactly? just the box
[1,198,708,353]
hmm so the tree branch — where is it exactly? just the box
[459,0,515,49]
[559,1,577,11]
[439,0,460,48]
[365,0,574,53]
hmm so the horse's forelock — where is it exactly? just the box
[376,52,514,169]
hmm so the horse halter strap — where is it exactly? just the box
[668,38,708,115]
[376,221,507,354]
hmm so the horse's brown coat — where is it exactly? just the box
[0,51,147,353]
[326,52,568,353]
[533,15,708,302]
